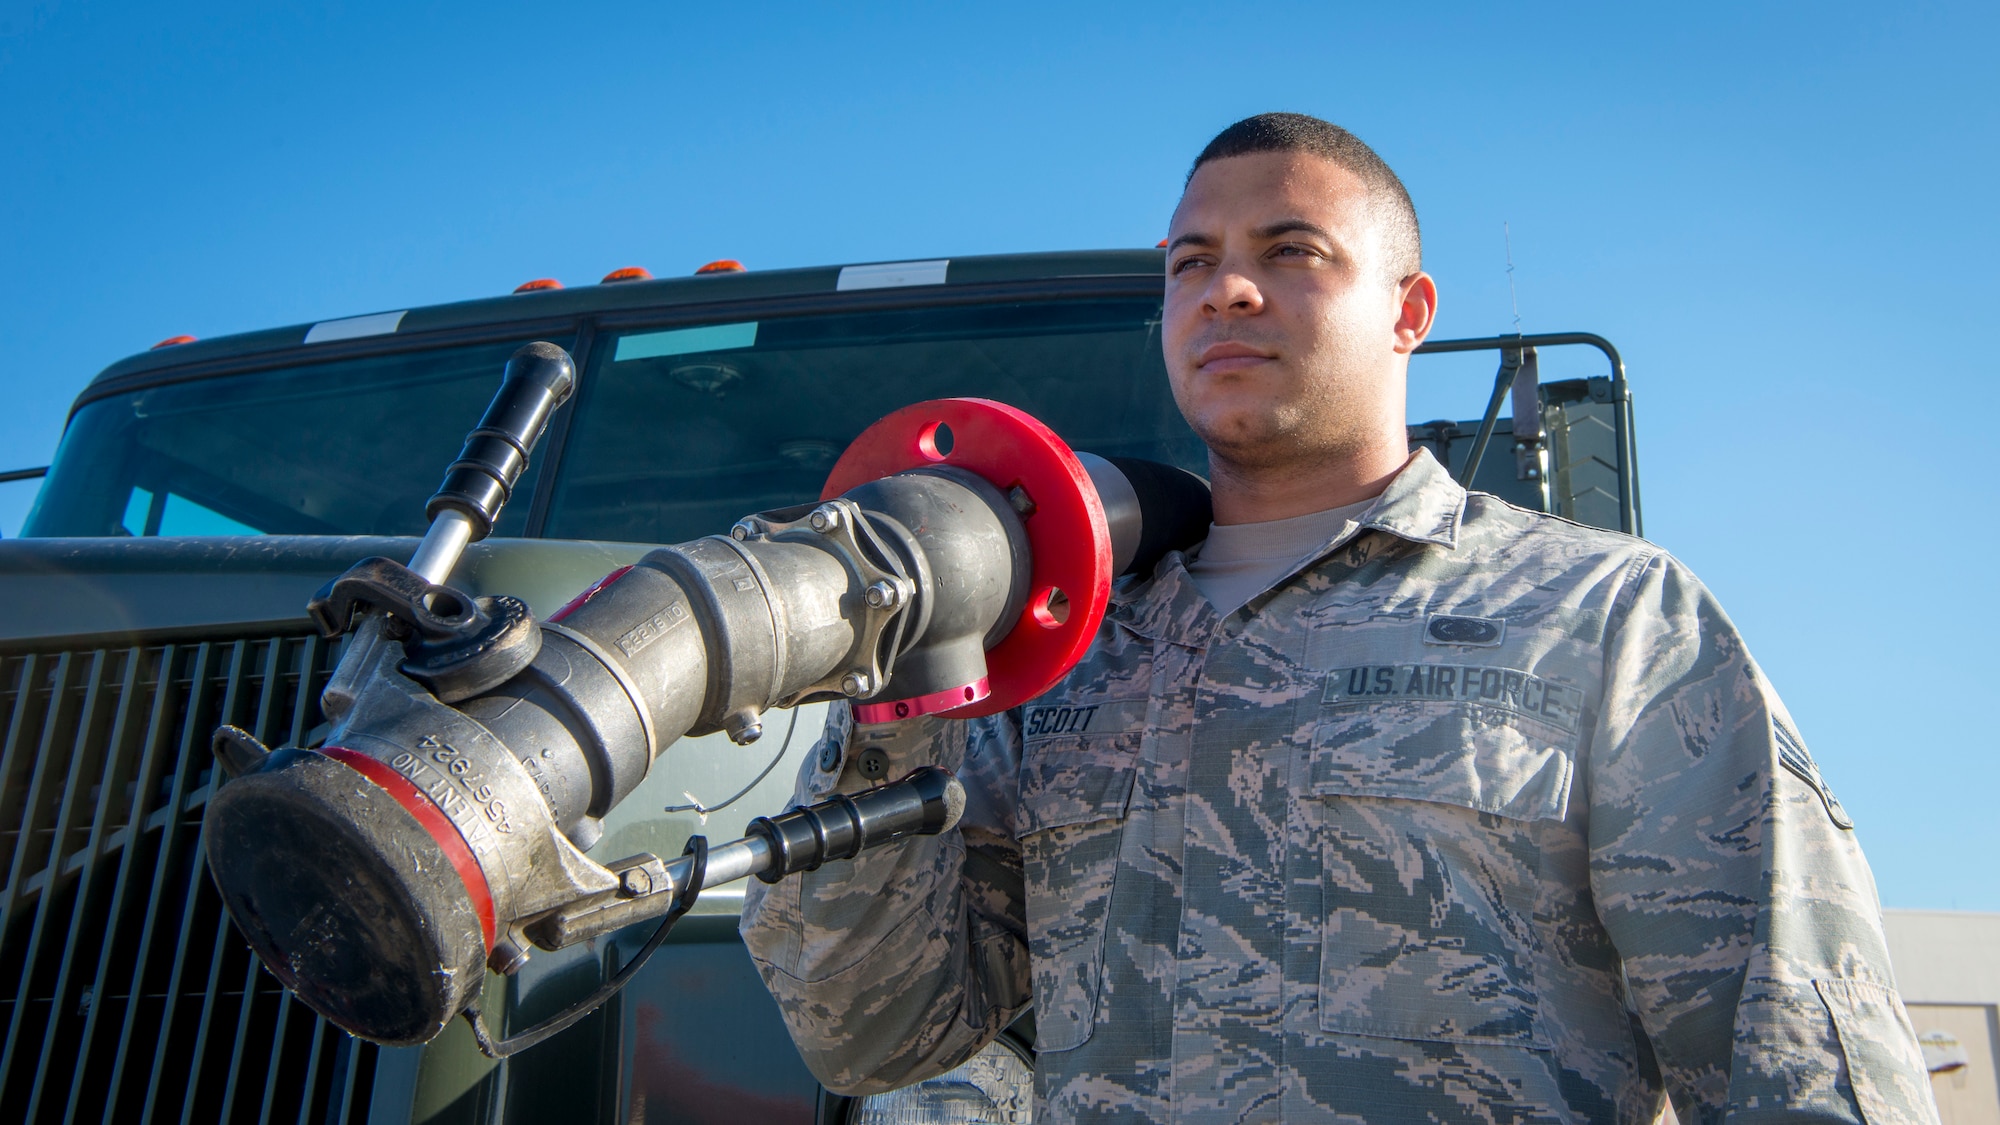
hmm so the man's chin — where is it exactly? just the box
[1192,411,1370,474]
[1188,398,1287,439]
[1190,416,1300,469]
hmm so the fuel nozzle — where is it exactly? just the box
[207,391,1213,1051]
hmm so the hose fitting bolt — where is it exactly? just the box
[840,671,874,698]
[725,709,764,745]
[863,580,902,609]
[486,938,531,976]
[808,504,844,533]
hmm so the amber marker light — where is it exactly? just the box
[513,278,564,293]
[152,335,197,349]
[1156,239,1168,248]
[695,259,746,274]
[601,267,652,283]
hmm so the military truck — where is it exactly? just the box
[0,251,1638,1124]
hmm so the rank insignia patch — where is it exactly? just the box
[1775,721,1854,829]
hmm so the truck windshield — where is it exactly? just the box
[541,298,1200,544]
[24,297,1202,544]
[24,336,570,538]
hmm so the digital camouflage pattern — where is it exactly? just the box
[741,449,1936,1124]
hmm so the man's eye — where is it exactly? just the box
[1170,256,1211,275]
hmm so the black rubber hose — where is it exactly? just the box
[1105,456,1212,578]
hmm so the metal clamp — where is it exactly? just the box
[731,497,921,708]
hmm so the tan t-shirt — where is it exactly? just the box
[1185,495,1378,615]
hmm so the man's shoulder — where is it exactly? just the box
[1457,490,1660,569]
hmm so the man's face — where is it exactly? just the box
[1163,151,1426,472]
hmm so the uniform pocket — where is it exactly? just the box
[1016,731,1141,1053]
[1311,699,1577,1048]
[1815,979,1939,1125]
[1309,698,1575,821]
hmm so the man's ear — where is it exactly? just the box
[1392,272,1438,354]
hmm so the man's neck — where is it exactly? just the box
[1206,444,1409,526]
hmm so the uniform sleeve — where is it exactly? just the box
[737,700,1032,1095]
[1587,553,1938,1124]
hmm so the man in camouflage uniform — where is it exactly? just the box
[741,114,1935,1123]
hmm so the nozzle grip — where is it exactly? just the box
[746,766,964,882]
[424,341,576,539]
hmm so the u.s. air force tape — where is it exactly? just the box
[1324,664,1585,735]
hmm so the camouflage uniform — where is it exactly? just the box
[741,449,1936,1124]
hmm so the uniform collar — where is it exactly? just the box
[1106,448,1465,642]
[1354,446,1465,550]
[1105,556,1213,646]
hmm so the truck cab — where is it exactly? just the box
[0,251,1637,1124]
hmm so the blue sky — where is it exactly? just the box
[3,2,1995,909]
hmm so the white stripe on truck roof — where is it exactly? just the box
[303,310,408,344]
[835,260,949,291]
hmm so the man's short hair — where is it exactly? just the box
[1188,113,1422,281]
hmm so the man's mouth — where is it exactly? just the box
[1195,341,1276,374]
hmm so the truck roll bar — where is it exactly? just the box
[1414,332,1640,538]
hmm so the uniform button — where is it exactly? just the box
[818,740,842,772]
[855,747,890,781]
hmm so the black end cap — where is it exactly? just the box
[204,749,487,1046]
[505,340,577,398]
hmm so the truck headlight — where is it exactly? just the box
[848,1036,1033,1124]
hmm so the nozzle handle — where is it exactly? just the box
[745,766,965,883]
[424,341,577,542]
[528,767,966,951]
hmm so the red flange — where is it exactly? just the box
[821,398,1112,720]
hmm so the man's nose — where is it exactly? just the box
[1202,266,1264,315]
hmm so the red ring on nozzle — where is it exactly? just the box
[853,677,991,724]
[318,747,498,952]
[821,398,1112,720]
[551,565,633,622]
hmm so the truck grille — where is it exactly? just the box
[0,633,377,1124]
